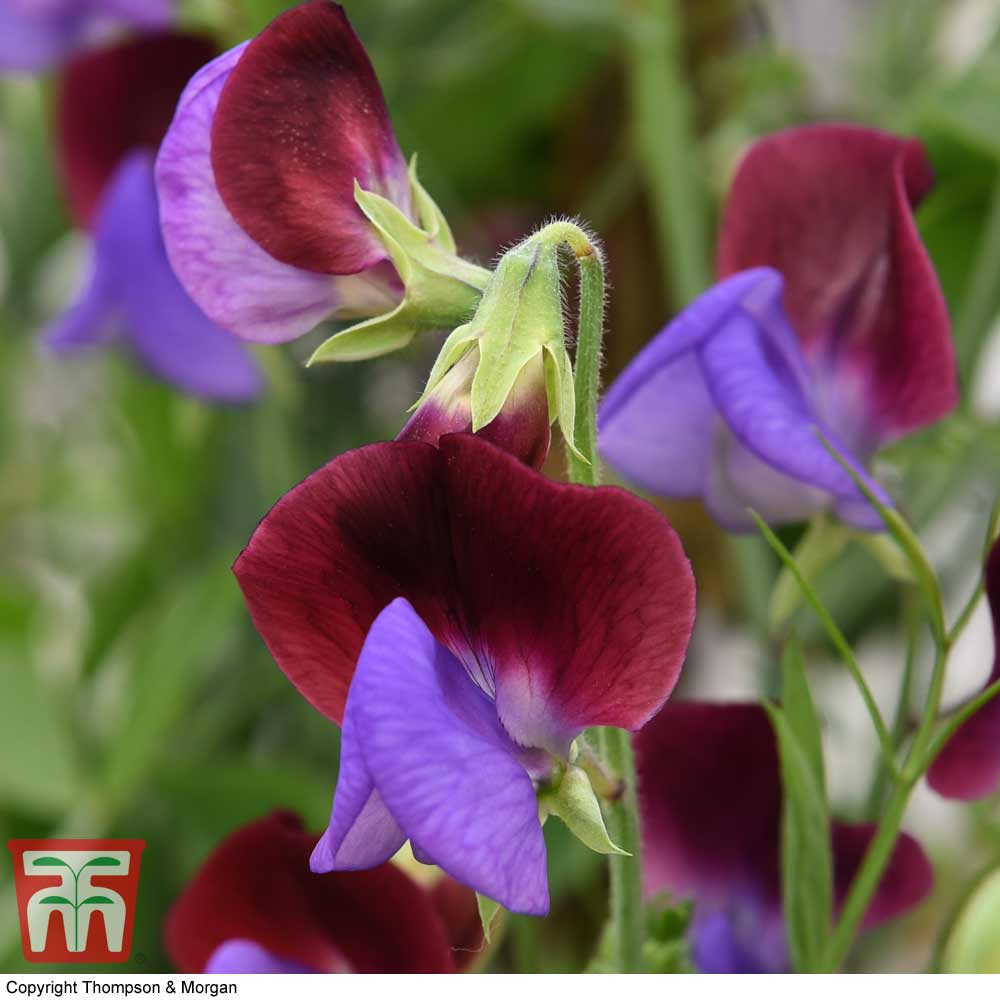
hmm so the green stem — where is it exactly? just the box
[821,641,949,972]
[550,220,643,972]
[596,726,645,973]
[624,0,711,305]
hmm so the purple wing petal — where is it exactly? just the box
[155,44,354,344]
[928,539,1000,799]
[41,244,120,353]
[95,152,264,402]
[598,270,771,498]
[92,0,172,27]
[0,3,83,72]
[331,598,548,915]
[204,940,314,975]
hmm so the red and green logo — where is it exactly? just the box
[8,839,144,963]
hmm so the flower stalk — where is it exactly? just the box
[543,218,645,972]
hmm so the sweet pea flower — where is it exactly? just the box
[233,434,696,914]
[156,0,473,348]
[599,125,956,531]
[0,0,171,73]
[635,701,934,973]
[165,811,464,973]
[928,538,1000,800]
[43,32,263,402]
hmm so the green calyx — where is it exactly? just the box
[308,158,490,365]
[412,226,585,460]
[539,762,628,857]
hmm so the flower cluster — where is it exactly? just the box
[32,0,998,977]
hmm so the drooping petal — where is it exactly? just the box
[165,811,456,974]
[87,153,263,402]
[234,435,695,754]
[211,0,410,275]
[635,702,931,934]
[928,539,1000,800]
[56,31,217,227]
[718,124,956,442]
[156,44,394,343]
[317,598,548,915]
[204,941,315,974]
[831,822,933,928]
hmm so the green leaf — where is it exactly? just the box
[39,896,72,906]
[476,892,502,944]
[80,857,120,868]
[763,701,832,973]
[0,647,79,817]
[542,764,628,856]
[31,857,71,868]
[105,561,245,803]
[80,896,114,906]
[779,637,825,790]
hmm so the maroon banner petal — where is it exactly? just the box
[164,811,455,973]
[57,32,217,228]
[928,538,1000,799]
[211,0,409,275]
[717,124,955,441]
[636,701,931,927]
[234,435,695,751]
[635,702,782,907]
[831,822,933,928]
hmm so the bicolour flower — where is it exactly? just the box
[599,125,956,531]
[43,32,262,403]
[0,0,171,73]
[165,811,464,973]
[233,434,696,914]
[155,1,424,345]
[635,701,934,973]
[928,538,1000,800]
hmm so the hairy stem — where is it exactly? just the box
[546,219,643,972]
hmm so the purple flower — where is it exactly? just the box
[599,125,956,531]
[635,701,934,973]
[44,33,262,403]
[0,0,171,73]
[928,538,1000,800]
[232,434,696,914]
[155,1,411,344]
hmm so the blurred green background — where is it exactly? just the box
[3,0,1000,973]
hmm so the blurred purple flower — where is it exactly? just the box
[599,125,956,531]
[44,32,262,403]
[635,701,934,973]
[928,538,1000,800]
[0,0,171,72]
[155,1,409,344]
[232,434,696,914]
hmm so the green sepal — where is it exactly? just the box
[541,764,629,856]
[417,231,582,457]
[309,169,488,365]
[476,892,502,944]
